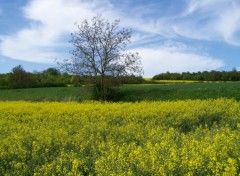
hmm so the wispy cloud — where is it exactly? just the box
[0,0,233,76]
[129,45,224,77]
[1,0,111,63]
[174,0,240,45]
[0,0,168,64]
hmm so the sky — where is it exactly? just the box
[0,0,240,77]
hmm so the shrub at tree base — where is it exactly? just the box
[0,99,240,175]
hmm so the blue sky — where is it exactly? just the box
[0,0,240,77]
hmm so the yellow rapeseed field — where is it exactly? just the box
[0,99,240,175]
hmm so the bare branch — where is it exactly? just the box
[58,14,143,100]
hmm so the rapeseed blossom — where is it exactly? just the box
[0,99,239,175]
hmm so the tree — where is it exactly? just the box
[42,68,61,76]
[9,65,33,88]
[59,15,142,100]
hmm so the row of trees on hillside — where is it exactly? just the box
[0,65,143,89]
[153,69,240,81]
[0,65,71,89]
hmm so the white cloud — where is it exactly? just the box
[22,0,106,32]
[133,46,224,77]
[176,0,240,45]
[183,0,227,16]
[216,5,240,45]
[0,0,170,64]
[0,0,112,63]
[0,0,232,75]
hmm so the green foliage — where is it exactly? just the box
[0,65,143,91]
[153,70,240,81]
[93,83,122,101]
[9,65,34,88]
[42,67,61,76]
[0,74,9,89]
[119,75,144,84]
[70,75,82,87]
[0,65,72,89]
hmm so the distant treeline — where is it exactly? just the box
[153,69,240,81]
[0,65,143,89]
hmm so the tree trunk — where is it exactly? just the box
[101,74,106,100]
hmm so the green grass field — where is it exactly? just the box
[118,82,240,101]
[0,82,239,101]
[0,87,94,101]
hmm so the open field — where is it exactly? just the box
[119,82,240,101]
[144,78,201,83]
[1,82,239,102]
[0,87,94,101]
[0,99,240,175]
